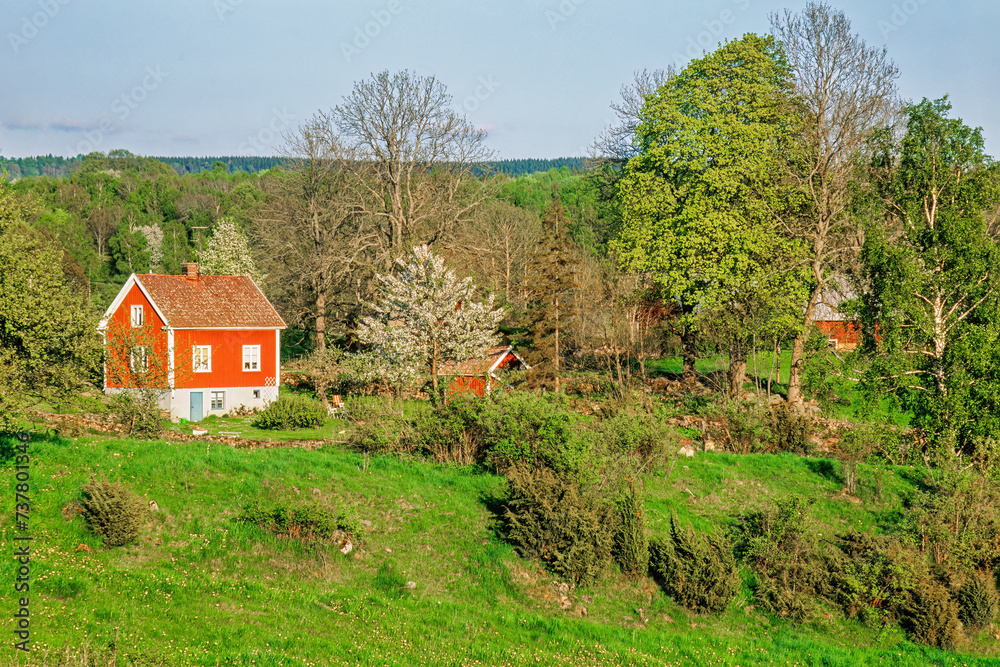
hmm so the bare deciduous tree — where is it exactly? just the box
[253,117,375,352]
[331,69,497,254]
[591,68,675,164]
[771,2,900,407]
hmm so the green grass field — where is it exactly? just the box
[2,430,996,666]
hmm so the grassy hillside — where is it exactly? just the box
[2,431,997,666]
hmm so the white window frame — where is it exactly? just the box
[130,346,149,373]
[210,391,225,410]
[243,345,260,371]
[193,345,212,373]
[130,304,144,328]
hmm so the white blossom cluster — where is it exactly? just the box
[199,218,266,285]
[357,244,505,385]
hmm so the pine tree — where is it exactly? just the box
[525,200,580,392]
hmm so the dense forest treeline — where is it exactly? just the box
[0,153,587,180]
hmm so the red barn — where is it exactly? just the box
[439,345,530,399]
[99,263,286,421]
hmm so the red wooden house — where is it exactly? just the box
[99,263,286,421]
[439,345,530,398]
[814,283,860,351]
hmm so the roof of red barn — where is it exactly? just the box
[102,273,286,329]
[439,345,530,376]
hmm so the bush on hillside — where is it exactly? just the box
[238,498,359,541]
[502,465,614,586]
[821,530,923,627]
[900,582,962,649]
[957,574,998,629]
[251,395,327,430]
[612,481,649,577]
[731,497,822,621]
[650,517,739,614]
[81,478,147,547]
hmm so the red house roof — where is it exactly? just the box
[100,265,286,330]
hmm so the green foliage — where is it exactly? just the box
[650,516,739,614]
[708,400,813,455]
[900,582,962,649]
[109,392,164,437]
[612,482,648,577]
[823,530,923,627]
[237,497,357,541]
[0,197,101,421]
[81,478,148,548]
[598,411,673,471]
[614,34,808,392]
[251,395,328,430]
[731,497,820,621]
[859,96,1000,453]
[502,465,614,586]
[373,562,411,599]
[957,574,998,629]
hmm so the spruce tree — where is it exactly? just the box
[524,199,580,392]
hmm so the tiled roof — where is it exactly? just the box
[137,274,286,328]
[439,346,517,376]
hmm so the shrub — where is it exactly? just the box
[612,482,649,577]
[237,498,358,541]
[730,497,821,621]
[109,392,163,437]
[650,517,739,614]
[251,395,327,430]
[768,403,813,455]
[81,478,147,547]
[957,574,998,628]
[599,412,673,471]
[821,530,923,627]
[502,465,614,586]
[900,582,961,649]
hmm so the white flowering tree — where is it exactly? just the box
[200,218,266,285]
[358,244,505,397]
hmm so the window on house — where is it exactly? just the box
[253,389,261,399]
[211,391,225,410]
[243,345,260,371]
[131,304,144,328]
[130,346,149,373]
[193,345,211,372]
[827,338,839,350]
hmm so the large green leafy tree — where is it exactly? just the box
[858,97,1000,455]
[614,34,806,396]
[0,183,101,426]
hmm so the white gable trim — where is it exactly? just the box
[98,274,171,331]
[487,346,530,374]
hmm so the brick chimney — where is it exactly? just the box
[182,263,199,281]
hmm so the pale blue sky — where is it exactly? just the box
[1,0,996,159]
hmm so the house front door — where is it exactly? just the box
[190,392,203,422]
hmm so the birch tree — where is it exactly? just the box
[859,97,1000,452]
[357,245,504,396]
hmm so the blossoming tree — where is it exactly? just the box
[357,244,505,396]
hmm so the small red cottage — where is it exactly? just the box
[99,263,286,421]
[439,345,530,398]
